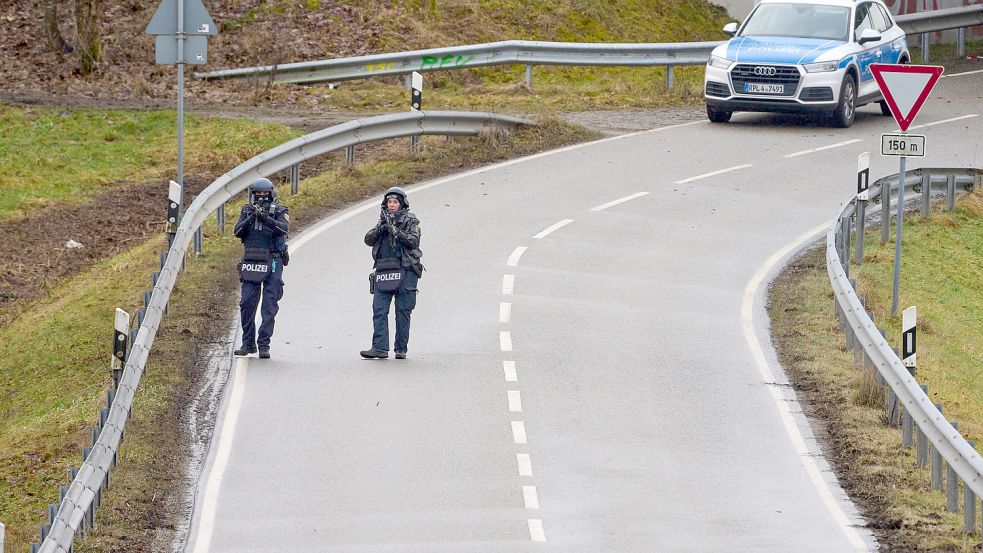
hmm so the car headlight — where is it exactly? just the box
[708,56,734,70]
[804,61,838,73]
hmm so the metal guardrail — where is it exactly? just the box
[36,110,532,553]
[827,167,983,535]
[193,6,983,88]
[195,39,721,89]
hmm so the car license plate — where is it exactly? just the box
[745,83,784,94]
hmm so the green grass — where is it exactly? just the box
[0,106,300,220]
[769,188,983,551]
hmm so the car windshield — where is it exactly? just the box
[740,3,850,41]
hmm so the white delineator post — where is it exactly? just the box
[902,306,917,369]
[1,520,6,552]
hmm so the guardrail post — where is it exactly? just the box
[956,28,966,59]
[217,203,225,234]
[931,403,944,490]
[881,180,891,245]
[915,385,929,466]
[921,173,931,218]
[290,163,300,195]
[902,366,916,447]
[855,198,866,264]
[193,196,203,256]
[842,216,851,278]
[665,65,674,91]
[920,33,930,63]
[966,441,977,534]
[947,421,960,512]
[346,145,356,168]
[946,174,956,211]
[525,64,533,89]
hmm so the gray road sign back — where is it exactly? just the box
[156,35,209,64]
[146,0,218,35]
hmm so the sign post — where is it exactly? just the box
[869,63,943,317]
[855,152,869,264]
[146,0,217,214]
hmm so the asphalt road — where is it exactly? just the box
[187,68,983,552]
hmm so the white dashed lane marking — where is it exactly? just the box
[507,246,528,267]
[909,113,978,130]
[517,453,533,476]
[522,486,541,509]
[499,302,512,324]
[508,390,523,412]
[511,421,527,444]
[500,331,513,352]
[784,139,862,158]
[528,519,546,542]
[590,191,650,212]
[534,219,574,239]
[502,274,515,295]
[503,360,518,382]
[674,163,752,184]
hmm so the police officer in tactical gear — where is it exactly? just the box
[233,177,289,359]
[360,187,423,359]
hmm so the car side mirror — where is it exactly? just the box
[723,22,738,37]
[857,28,881,45]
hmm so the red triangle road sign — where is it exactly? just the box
[870,64,944,133]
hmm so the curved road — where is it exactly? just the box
[187,69,982,552]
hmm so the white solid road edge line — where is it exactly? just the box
[507,246,528,267]
[499,302,512,324]
[590,191,650,212]
[517,453,533,476]
[785,139,862,158]
[944,69,983,78]
[189,357,249,553]
[503,360,518,382]
[511,421,527,444]
[674,163,753,184]
[741,221,871,553]
[533,219,574,239]
[527,519,547,542]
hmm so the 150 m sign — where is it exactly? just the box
[881,133,926,157]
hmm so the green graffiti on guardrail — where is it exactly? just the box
[420,54,476,70]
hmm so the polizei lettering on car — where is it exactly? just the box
[703,0,909,128]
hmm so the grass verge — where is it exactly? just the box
[769,187,983,552]
[1,114,596,552]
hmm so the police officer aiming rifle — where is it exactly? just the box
[233,178,289,359]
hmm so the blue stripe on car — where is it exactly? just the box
[727,36,846,64]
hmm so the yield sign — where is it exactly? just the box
[870,64,944,132]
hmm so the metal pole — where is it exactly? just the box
[346,145,355,167]
[665,65,674,91]
[916,385,929,467]
[920,33,930,63]
[956,28,966,59]
[525,64,533,89]
[891,155,906,317]
[947,422,959,512]
[966,441,977,534]
[855,199,866,264]
[290,163,300,195]
[931,403,944,491]
[946,174,956,211]
[217,203,225,234]
[881,179,891,245]
[177,0,186,203]
[921,173,930,218]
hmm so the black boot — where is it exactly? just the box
[234,344,257,356]
[395,351,407,359]
[360,348,388,359]
[259,347,271,359]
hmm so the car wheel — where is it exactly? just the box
[706,104,732,123]
[879,101,891,116]
[829,74,856,128]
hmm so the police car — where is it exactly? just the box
[703,0,909,127]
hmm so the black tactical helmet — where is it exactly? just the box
[381,186,408,209]
[249,177,277,205]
